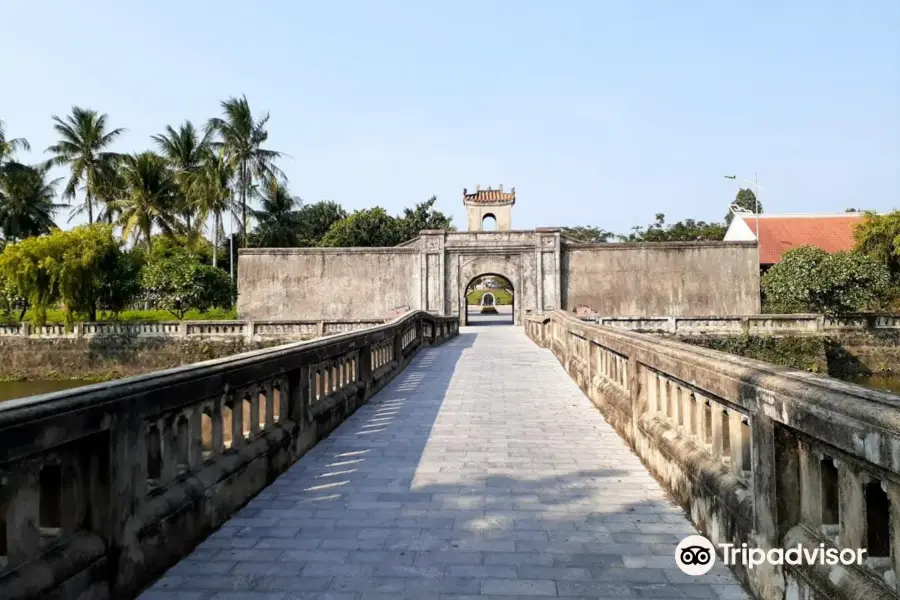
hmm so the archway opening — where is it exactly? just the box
[481,214,497,231]
[464,274,514,326]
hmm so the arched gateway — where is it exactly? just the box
[237,185,762,325]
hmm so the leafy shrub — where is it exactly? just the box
[761,245,891,315]
[141,251,234,319]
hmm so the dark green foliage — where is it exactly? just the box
[562,226,617,243]
[761,245,891,315]
[0,162,64,240]
[725,188,762,225]
[396,196,455,241]
[96,248,143,315]
[248,179,303,247]
[293,200,347,246]
[853,210,900,277]
[681,334,829,373]
[620,213,726,242]
[319,207,404,247]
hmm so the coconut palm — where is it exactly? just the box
[108,152,180,250]
[0,120,31,165]
[186,148,234,267]
[0,162,65,241]
[249,178,302,247]
[206,95,284,246]
[45,106,124,224]
[152,120,211,231]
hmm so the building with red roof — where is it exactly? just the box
[723,212,866,267]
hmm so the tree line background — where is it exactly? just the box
[2,99,900,324]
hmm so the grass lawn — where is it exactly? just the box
[2,307,237,324]
[466,289,513,305]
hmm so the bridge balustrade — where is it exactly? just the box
[0,310,457,600]
[527,310,900,600]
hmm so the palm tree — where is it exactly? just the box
[206,95,284,246]
[0,162,65,241]
[0,119,30,165]
[249,178,302,247]
[152,120,211,231]
[108,152,180,250]
[187,148,234,268]
[45,106,124,224]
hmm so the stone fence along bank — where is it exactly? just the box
[0,310,458,600]
[580,313,900,335]
[0,318,387,341]
[527,311,900,600]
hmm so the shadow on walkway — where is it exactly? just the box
[141,328,749,600]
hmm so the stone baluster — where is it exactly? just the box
[264,381,276,429]
[838,460,865,550]
[5,465,40,566]
[249,386,262,437]
[729,410,745,473]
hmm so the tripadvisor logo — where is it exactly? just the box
[675,534,867,575]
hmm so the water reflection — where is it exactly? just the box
[845,374,900,394]
[0,380,87,403]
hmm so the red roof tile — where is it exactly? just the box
[743,214,864,264]
[463,186,515,205]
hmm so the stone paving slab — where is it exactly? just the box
[140,325,750,600]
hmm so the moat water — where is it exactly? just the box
[0,380,88,403]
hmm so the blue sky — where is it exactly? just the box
[2,1,898,235]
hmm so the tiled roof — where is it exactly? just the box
[742,214,864,264]
[463,186,515,205]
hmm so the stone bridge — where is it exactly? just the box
[1,311,898,600]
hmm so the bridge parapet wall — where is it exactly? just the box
[0,311,458,600]
[527,311,900,600]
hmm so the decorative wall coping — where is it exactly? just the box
[0,318,390,341]
[0,310,459,599]
[526,311,900,600]
[576,313,900,335]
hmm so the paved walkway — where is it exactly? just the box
[141,326,749,600]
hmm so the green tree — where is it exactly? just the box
[0,119,30,165]
[725,188,762,225]
[562,226,616,242]
[96,247,143,317]
[109,152,181,250]
[294,200,347,246]
[318,207,403,247]
[249,179,303,247]
[152,120,212,231]
[761,245,891,315]
[46,106,124,224]
[396,196,454,241]
[0,162,65,241]
[187,148,234,268]
[0,251,27,321]
[853,210,900,277]
[0,224,122,328]
[621,213,726,242]
[141,250,235,319]
[207,95,283,246]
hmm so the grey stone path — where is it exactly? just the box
[140,326,750,600]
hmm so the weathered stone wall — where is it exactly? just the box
[237,234,760,323]
[561,241,760,316]
[237,248,421,320]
